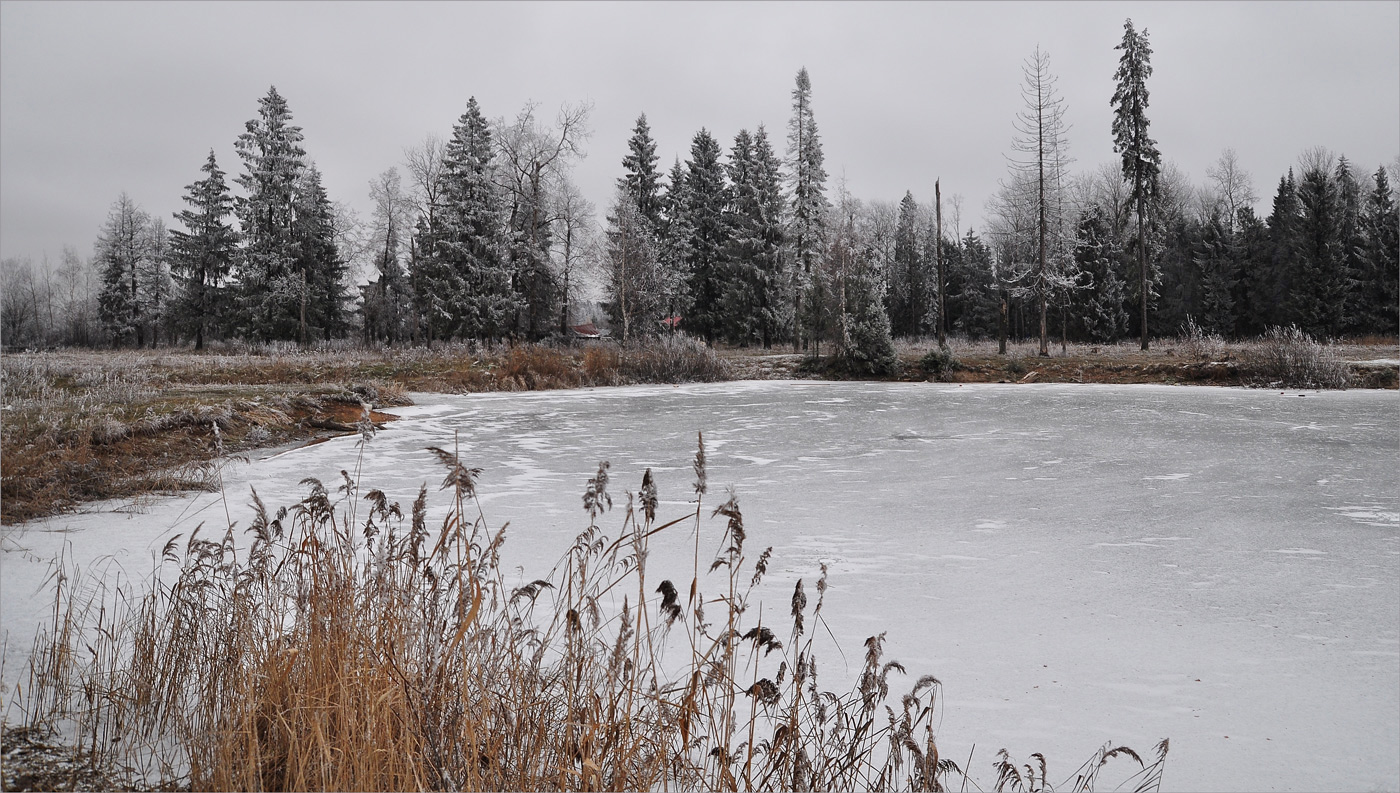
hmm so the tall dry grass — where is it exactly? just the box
[8,424,1167,792]
[1238,325,1352,389]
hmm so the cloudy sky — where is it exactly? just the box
[2,0,1396,268]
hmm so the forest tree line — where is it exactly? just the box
[1,19,1395,365]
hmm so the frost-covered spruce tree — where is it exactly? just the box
[787,66,829,351]
[1359,165,1399,334]
[827,184,897,375]
[292,163,349,343]
[437,97,515,341]
[96,193,160,347]
[749,125,787,347]
[720,128,760,344]
[680,128,730,343]
[720,126,787,347]
[169,150,238,349]
[1072,203,1130,342]
[954,230,1003,340]
[619,113,663,229]
[657,157,694,325]
[1111,18,1162,350]
[234,86,307,342]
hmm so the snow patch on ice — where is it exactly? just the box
[1269,548,1327,555]
[1326,506,1400,527]
[1143,473,1191,480]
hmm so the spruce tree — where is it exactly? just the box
[1335,157,1366,333]
[1194,211,1236,337]
[721,128,760,344]
[1260,171,1302,331]
[750,126,787,347]
[1293,151,1347,338]
[1072,204,1130,342]
[657,157,694,326]
[955,230,1003,340]
[292,164,348,342]
[96,193,155,347]
[680,128,730,343]
[787,67,829,350]
[169,150,238,349]
[438,97,515,340]
[1359,166,1399,334]
[891,191,923,337]
[827,186,896,375]
[1230,206,1271,338]
[234,86,307,342]
[619,113,663,228]
[1110,18,1162,350]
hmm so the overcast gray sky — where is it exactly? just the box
[2,0,1397,267]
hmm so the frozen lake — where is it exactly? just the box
[3,381,1397,791]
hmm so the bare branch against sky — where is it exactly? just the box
[1,0,1396,264]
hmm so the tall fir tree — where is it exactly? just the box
[890,191,924,337]
[717,126,787,347]
[1292,151,1348,338]
[234,86,307,342]
[1110,18,1162,349]
[1260,171,1302,332]
[787,67,829,350]
[749,126,787,347]
[1359,166,1399,334]
[96,193,158,347]
[1230,205,1271,337]
[292,164,348,342]
[828,185,897,375]
[619,113,663,228]
[953,230,1002,340]
[680,128,730,343]
[1334,157,1367,334]
[436,97,516,341]
[169,150,238,349]
[720,128,761,344]
[1194,211,1237,337]
[1072,203,1130,342]
[657,157,694,324]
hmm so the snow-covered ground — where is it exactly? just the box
[3,381,1396,791]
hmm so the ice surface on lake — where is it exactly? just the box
[3,381,1397,791]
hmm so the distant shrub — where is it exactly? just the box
[1178,316,1227,360]
[920,347,961,381]
[1242,325,1351,389]
[1005,356,1028,376]
[617,334,732,383]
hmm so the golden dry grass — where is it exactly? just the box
[7,433,1168,792]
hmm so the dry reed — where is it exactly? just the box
[6,425,1167,791]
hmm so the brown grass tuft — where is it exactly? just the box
[7,433,1166,791]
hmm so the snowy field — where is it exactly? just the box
[3,381,1397,791]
